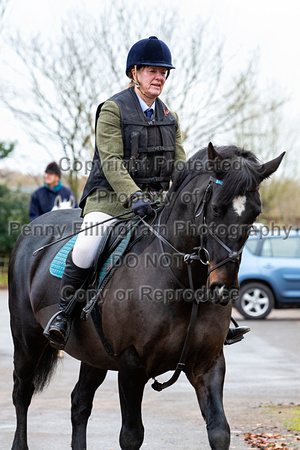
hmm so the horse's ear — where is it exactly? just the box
[54,195,62,207]
[258,152,285,181]
[70,196,76,208]
[207,142,223,163]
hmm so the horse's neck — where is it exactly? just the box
[160,202,199,254]
[163,175,208,244]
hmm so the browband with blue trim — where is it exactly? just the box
[209,175,259,191]
[209,176,223,185]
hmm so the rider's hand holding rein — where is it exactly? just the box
[130,192,153,217]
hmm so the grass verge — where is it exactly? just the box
[0,272,8,288]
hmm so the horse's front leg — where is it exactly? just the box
[118,367,148,450]
[71,363,107,450]
[186,351,230,450]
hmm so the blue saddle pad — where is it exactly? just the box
[50,235,78,278]
[49,226,135,287]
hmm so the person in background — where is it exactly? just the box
[29,162,78,221]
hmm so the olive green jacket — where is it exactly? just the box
[83,100,186,217]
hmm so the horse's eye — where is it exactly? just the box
[211,205,219,217]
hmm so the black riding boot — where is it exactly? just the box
[44,252,90,348]
[225,326,251,345]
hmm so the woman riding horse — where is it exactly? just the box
[44,36,248,347]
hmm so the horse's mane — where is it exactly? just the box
[166,145,262,207]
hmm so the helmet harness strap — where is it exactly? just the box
[133,65,148,98]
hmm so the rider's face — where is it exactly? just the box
[134,66,167,101]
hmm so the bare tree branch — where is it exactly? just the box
[0,1,289,197]
[0,0,10,21]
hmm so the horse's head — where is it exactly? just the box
[194,142,285,305]
[168,142,285,305]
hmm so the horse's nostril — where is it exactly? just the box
[210,282,224,292]
[208,283,240,305]
[209,283,228,304]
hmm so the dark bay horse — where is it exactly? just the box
[9,143,284,449]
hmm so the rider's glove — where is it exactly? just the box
[130,192,153,217]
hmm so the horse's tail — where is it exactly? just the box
[33,345,60,394]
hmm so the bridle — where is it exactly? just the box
[142,175,248,284]
[195,176,246,276]
[140,174,257,392]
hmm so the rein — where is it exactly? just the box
[140,175,249,391]
[152,260,200,391]
[32,210,135,256]
[140,215,203,391]
[32,202,160,256]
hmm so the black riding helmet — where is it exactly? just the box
[45,162,61,178]
[126,36,175,78]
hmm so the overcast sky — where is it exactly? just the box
[1,0,299,174]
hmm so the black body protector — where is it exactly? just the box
[79,87,178,208]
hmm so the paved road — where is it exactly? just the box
[1,288,300,449]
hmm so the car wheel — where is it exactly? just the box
[236,282,275,320]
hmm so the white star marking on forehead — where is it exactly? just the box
[233,196,246,216]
